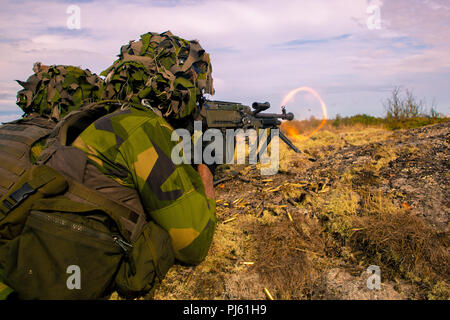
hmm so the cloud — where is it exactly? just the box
[277,34,352,47]
[0,0,449,120]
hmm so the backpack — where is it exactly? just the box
[0,102,174,299]
[0,114,55,199]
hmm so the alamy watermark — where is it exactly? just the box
[66,265,81,290]
[171,121,280,176]
[366,265,381,290]
[367,1,382,30]
[66,5,81,30]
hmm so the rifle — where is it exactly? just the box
[202,100,301,154]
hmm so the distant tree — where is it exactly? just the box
[403,89,424,118]
[384,86,402,119]
[383,87,429,119]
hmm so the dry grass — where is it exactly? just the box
[149,121,449,300]
[248,209,326,299]
[311,181,449,298]
[287,127,449,299]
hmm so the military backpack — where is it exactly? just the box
[0,102,174,299]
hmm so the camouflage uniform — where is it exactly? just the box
[0,31,216,299]
[77,31,218,265]
[72,103,216,264]
[100,31,214,123]
[16,62,103,121]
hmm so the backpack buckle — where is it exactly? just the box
[2,183,35,211]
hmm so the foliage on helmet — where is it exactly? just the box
[16,63,103,121]
[100,31,214,120]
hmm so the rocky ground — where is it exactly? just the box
[150,121,449,300]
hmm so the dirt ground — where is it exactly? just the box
[148,121,449,300]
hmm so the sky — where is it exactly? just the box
[0,0,449,122]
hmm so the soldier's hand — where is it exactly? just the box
[197,164,215,200]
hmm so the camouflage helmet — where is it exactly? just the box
[100,31,214,120]
[16,62,103,121]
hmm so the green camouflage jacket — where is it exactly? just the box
[72,103,216,265]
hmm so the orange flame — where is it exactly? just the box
[281,86,328,139]
[282,121,303,140]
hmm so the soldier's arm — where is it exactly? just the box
[118,118,217,265]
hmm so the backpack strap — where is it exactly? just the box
[27,178,144,242]
[36,100,123,164]
[67,180,145,242]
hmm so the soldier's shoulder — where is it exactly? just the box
[126,107,175,136]
[94,106,174,137]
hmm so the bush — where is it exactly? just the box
[385,116,449,130]
[332,114,384,127]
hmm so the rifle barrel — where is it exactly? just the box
[256,112,294,121]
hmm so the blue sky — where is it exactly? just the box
[0,0,449,122]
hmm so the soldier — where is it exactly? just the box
[0,61,103,201]
[72,30,217,266]
[0,31,217,299]
[0,63,104,299]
